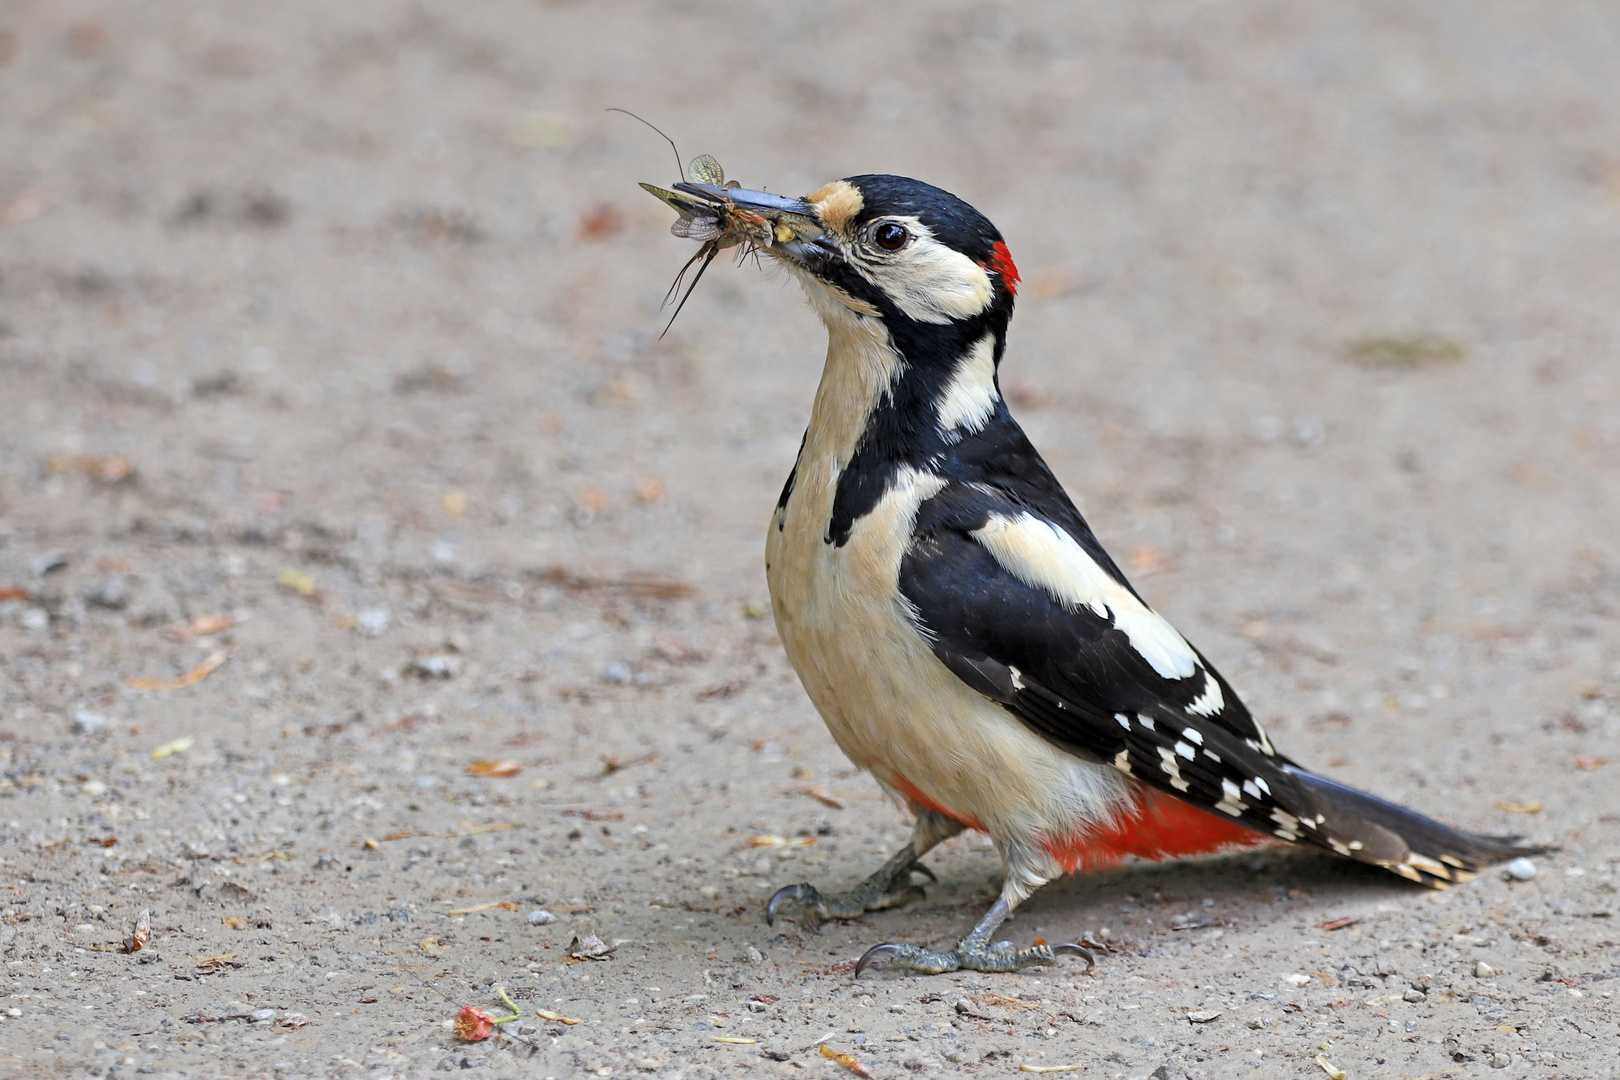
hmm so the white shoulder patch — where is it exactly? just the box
[935,333,999,436]
[971,512,1199,680]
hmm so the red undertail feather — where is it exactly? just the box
[1044,786,1268,874]
[985,240,1020,295]
[892,774,985,833]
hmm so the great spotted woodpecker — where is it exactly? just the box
[646,171,1542,976]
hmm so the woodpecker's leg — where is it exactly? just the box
[766,809,962,933]
[854,843,1095,976]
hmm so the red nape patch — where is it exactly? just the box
[1043,787,1268,874]
[982,240,1020,295]
[891,774,985,833]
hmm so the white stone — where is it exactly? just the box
[1503,858,1537,881]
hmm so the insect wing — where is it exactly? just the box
[688,154,725,187]
[639,182,702,221]
[682,217,723,242]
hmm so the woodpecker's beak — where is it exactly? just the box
[717,186,839,264]
[682,183,813,219]
[642,177,837,264]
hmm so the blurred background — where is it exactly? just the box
[1,2,1618,1073]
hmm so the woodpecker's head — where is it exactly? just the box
[754,175,1020,332]
[764,173,1017,323]
[648,172,1020,372]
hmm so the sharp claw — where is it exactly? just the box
[908,861,938,884]
[854,943,905,977]
[1051,942,1097,969]
[766,883,817,927]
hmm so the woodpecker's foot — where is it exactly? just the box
[851,893,1096,977]
[765,845,934,933]
[855,937,1093,976]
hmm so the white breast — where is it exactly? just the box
[763,320,1131,856]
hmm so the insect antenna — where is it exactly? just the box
[659,242,720,339]
[607,108,686,183]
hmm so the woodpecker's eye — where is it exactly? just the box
[871,222,910,251]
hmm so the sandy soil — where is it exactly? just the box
[2,2,1619,1078]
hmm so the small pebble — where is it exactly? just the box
[1402,989,1426,1003]
[527,909,557,926]
[250,1009,276,1022]
[1187,1010,1221,1024]
[410,654,462,679]
[1503,858,1537,881]
[953,999,974,1014]
[5,1008,21,1018]
[1489,1052,1511,1069]
[72,711,108,734]
[1475,962,1496,979]
[355,607,392,636]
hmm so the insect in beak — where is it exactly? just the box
[639,154,830,335]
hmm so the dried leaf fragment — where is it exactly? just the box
[466,760,521,778]
[194,953,240,969]
[130,650,226,691]
[166,612,235,641]
[535,1009,580,1025]
[1019,1065,1085,1074]
[1575,757,1605,771]
[456,821,517,835]
[531,565,693,598]
[750,834,816,848]
[275,567,317,597]
[0,585,33,602]
[149,735,196,760]
[1494,800,1544,814]
[222,915,248,930]
[122,909,151,953]
[446,900,520,916]
[819,1044,871,1078]
[1319,917,1361,932]
[566,931,616,961]
[1343,334,1465,369]
[1315,1054,1346,1080]
[786,785,845,810]
[715,1036,757,1044]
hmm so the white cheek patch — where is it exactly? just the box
[935,333,999,435]
[972,512,1199,681]
[853,220,994,325]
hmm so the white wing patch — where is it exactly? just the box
[972,512,1199,680]
[1187,671,1225,716]
[935,333,999,436]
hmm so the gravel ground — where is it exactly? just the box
[2,2,1618,1078]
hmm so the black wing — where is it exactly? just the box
[899,479,1533,884]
